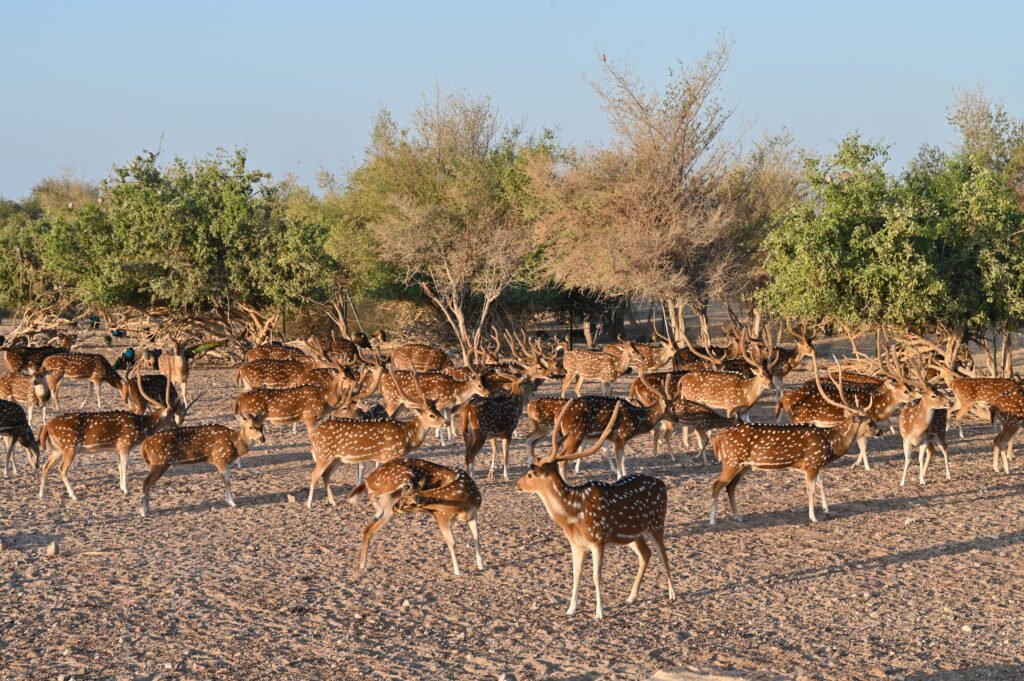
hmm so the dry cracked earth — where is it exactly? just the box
[2,353,1024,680]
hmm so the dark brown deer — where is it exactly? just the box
[516,401,675,619]
[391,343,452,372]
[38,375,190,499]
[709,359,880,524]
[1,399,40,477]
[558,341,634,396]
[348,458,483,576]
[0,371,50,425]
[42,352,126,409]
[138,412,266,516]
[461,374,543,480]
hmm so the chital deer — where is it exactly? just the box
[380,369,487,445]
[1,399,40,476]
[605,338,676,374]
[628,370,689,406]
[677,348,771,422]
[710,358,880,524]
[899,383,953,486]
[42,352,126,409]
[0,371,50,425]
[244,343,308,363]
[765,329,815,393]
[933,363,1021,437]
[307,374,447,505]
[517,401,675,619]
[348,458,484,575]
[558,341,634,397]
[138,412,266,516]
[234,365,382,436]
[391,343,452,372]
[121,372,181,415]
[158,340,191,406]
[38,374,191,500]
[652,400,736,464]
[2,335,73,374]
[236,358,313,389]
[462,374,543,480]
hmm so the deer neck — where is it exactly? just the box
[140,409,171,436]
[233,430,257,457]
[743,376,768,406]
[534,474,583,530]
[615,350,632,373]
[404,414,434,449]
[454,379,480,404]
[827,418,863,458]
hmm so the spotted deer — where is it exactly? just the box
[391,343,452,372]
[38,374,191,500]
[710,358,880,524]
[121,372,181,415]
[236,358,312,389]
[2,335,74,374]
[244,343,308,363]
[765,329,815,393]
[380,369,487,445]
[306,373,448,505]
[234,365,382,435]
[677,350,772,422]
[462,374,543,480]
[158,340,191,406]
[933,363,1021,436]
[651,399,736,464]
[0,371,50,425]
[558,341,634,397]
[348,458,484,575]
[307,335,364,366]
[899,383,954,486]
[606,339,677,374]
[42,352,126,409]
[516,400,675,619]
[138,412,266,516]
[1,399,40,476]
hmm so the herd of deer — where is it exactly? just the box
[3,322,1023,618]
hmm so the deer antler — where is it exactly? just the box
[540,400,622,464]
[810,352,873,417]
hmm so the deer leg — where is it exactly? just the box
[359,501,396,571]
[117,448,129,495]
[604,446,617,477]
[575,376,586,398]
[38,450,63,498]
[937,438,951,480]
[918,444,931,485]
[27,404,34,426]
[3,437,16,477]
[591,545,605,619]
[219,465,236,507]
[900,440,913,487]
[501,438,509,480]
[466,515,484,570]
[560,373,574,398]
[816,474,829,516]
[725,470,745,521]
[574,457,583,476]
[805,472,818,523]
[78,386,90,409]
[710,471,736,525]
[57,449,78,501]
[681,425,690,449]
[567,543,584,616]
[139,464,168,517]
[464,433,481,479]
[95,381,103,409]
[321,460,340,505]
[856,435,870,470]
[696,431,709,464]
[647,528,676,602]
[49,378,61,409]
[626,537,651,605]
[615,443,626,479]
[307,459,331,508]
[487,439,498,480]
[435,513,461,576]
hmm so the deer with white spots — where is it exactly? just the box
[306,372,448,505]
[557,341,635,397]
[462,373,543,480]
[234,365,382,435]
[42,352,126,409]
[516,400,676,619]
[137,412,266,516]
[2,335,74,374]
[606,337,677,374]
[932,363,1021,437]
[244,343,308,363]
[709,356,880,524]
[120,373,181,416]
[348,458,484,575]
[236,358,317,390]
[157,340,192,407]
[899,379,954,486]
[1,398,40,477]
[677,343,772,422]
[0,371,50,425]
[651,399,736,463]
[380,369,487,445]
[764,328,815,393]
[37,372,192,500]
[391,343,452,372]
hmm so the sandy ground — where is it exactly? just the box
[2,353,1024,680]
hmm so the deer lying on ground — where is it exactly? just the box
[391,343,452,372]
[138,412,266,516]
[348,458,484,576]
[710,357,880,524]
[1,399,40,477]
[462,373,543,480]
[517,400,675,619]
[0,371,50,425]
[307,372,447,505]
[38,373,190,500]
[557,340,634,397]
[42,352,126,409]
[380,369,487,445]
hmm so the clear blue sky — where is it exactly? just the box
[1,0,1021,199]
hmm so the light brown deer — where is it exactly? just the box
[158,340,191,406]
[42,352,126,409]
[138,412,266,516]
[558,341,634,397]
[462,374,543,480]
[391,343,452,372]
[677,349,771,422]
[765,329,815,393]
[236,358,311,389]
[244,343,308,363]
[2,335,73,374]
[710,359,879,524]
[899,384,953,486]
[933,363,1021,436]
[605,338,676,374]
[1,398,40,476]
[306,374,447,506]
[0,371,50,425]
[348,458,484,575]
[380,369,487,445]
[517,400,675,619]
[120,372,181,416]
[38,375,190,499]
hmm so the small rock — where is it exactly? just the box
[45,541,59,557]
[943,606,954,616]
[164,662,173,670]
[286,494,296,503]
[63,648,72,656]
[904,517,916,525]
[353,612,362,619]
[401,599,411,608]
[961,625,973,634]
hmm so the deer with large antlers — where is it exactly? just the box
[462,374,543,480]
[380,369,487,445]
[558,340,635,397]
[677,341,772,422]
[120,372,181,416]
[710,357,880,524]
[306,372,447,505]
[42,352,126,409]
[38,373,192,500]
[348,458,484,575]
[138,412,266,516]
[0,371,50,425]
[391,343,452,372]
[1,399,40,477]
[516,400,675,619]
